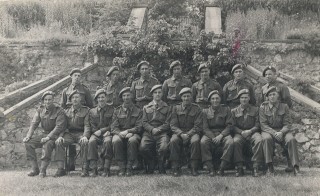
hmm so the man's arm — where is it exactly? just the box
[187,108,202,136]
[26,111,41,138]
[259,106,277,136]
[170,107,183,135]
[47,109,67,140]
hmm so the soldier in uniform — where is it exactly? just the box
[54,90,90,177]
[131,61,159,108]
[223,64,256,109]
[60,68,94,170]
[231,89,263,177]
[170,87,202,176]
[139,85,171,174]
[260,86,300,176]
[103,66,123,107]
[162,60,192,106]
[192,63,222,109]
[261,66,292,108]
[111,87,143,176]
[61,68,94,109]
[83,89,114,177]
[23,91,67,177]
[200,90,234,176]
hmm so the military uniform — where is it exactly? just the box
[61,83,94,109]
[103,82,123,107]
[259,101,299,167]
[192,79,222,109]
[261,81,292,108]
[131,77,159,108]
[200,105,234,170]
[111,103,142,171]
[139,100,171,172]
[25,104,66,176]
[223,79,256,108]
[162,76,192,105]
[84,104,114,170]
[55,105,90,167]
[169,103,202,169]
[231,104,263,170]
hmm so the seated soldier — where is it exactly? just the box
[260,86,301,176]
[23,91,67,177]
[84,89,114,177]
[200,90,233,176]
[192,63,222,109]
[223,64,256,109]
[231,89,263,177]
[54,90,90,177]
[170,87,202,176]
[111,87,143,177]
[139,85,171,174]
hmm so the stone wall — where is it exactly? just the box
[0,42,94,90]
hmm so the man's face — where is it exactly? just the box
[268,91,279,103]
[233,69,244,80]
[181,93,192,105]
[71,72,81,85]
[43,95,54,108]
[110,70,120,82]
[265,70,277,83]
[210,94,221,107]
[122,92,132,104]
[240,94,250,105]
[200,68,210,80]
[140,64,150,77]
[97,93,106,107]
[153,89,162,101]
[172,65,182,77]
[71,93,81,106]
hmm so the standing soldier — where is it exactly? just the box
[231,89,263,177]
[200,90,234,176]
[61,68,94,171]
[170,87,202,176]
[61,68,94,109]
[192,63,222,109]
[83,89,114,177]
[103,66,124,107]
[223,64,256,109]
[131,61,159,108]
[139,85,171,174]
[162,60,192,106]
[260,86,300,176]
[111,87,143,176]
[261,66,292,108]
[54,90,90,177]
[23,91,67,177]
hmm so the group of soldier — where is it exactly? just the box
[23,60,301,178]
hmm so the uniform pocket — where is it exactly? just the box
[135,85,144,98]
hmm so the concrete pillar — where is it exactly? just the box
[205,6,222,35]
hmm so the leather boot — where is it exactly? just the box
[90,168,98,177]
[235,167,244,177]
[266,163,275,176]
[27,160,40,177]
[158,161,166,174]
[125,168,133,177]
[39,161,49,178]
[217,160,227,176]
[101,168,111,177]
[54,161,66,177]
[294,165,302,176]
[81,161,89,177]
[101,159,111,177]
[252,167,259,177]
[147,159,155,174]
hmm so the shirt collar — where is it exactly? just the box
[172,75,182,81]
[122,103,134,112]
[268,101,279,110]
[140,76,150,83]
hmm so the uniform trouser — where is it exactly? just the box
[169,134,201,168]
[25,133,55,162]
[112,134,141,169]
[87,135,113,162]
[201,135,234,167]
[54,132,88,164]
[139,133,169,162]
[261,132,299,166]
[237,133,264,168]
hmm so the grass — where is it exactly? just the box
[0,167,319,196]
